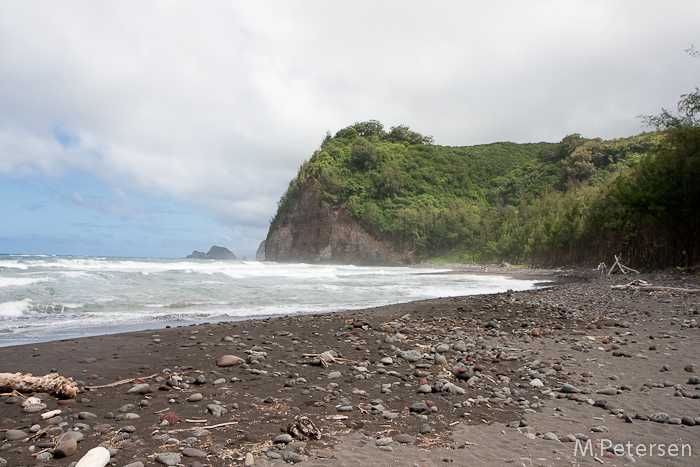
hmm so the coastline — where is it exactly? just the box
[1,268,699,466]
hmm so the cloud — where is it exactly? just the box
[0,1,699,255]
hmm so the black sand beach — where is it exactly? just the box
[1,268,699,466]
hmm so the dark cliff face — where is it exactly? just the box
[265,181,410,265]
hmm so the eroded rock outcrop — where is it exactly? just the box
[186,246,237,260]
[265,181,410,265]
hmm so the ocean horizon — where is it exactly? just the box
[0,255,543,347]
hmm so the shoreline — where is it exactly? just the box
[0,265,562,349]
[1,269,699,466]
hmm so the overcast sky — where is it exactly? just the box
[1,1,698,258]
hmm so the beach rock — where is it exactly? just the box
[398,349,423,362]
[217,355,245,367]
[23,402,47,413]
[159,411,182,425]
[74,447,111,467]
[4,429,27,441]
[54,438,78,458]
[61,431,84,443]
[245,452,255,466]
[376,437,393,446]
[435,344,450,353]
[207,404,227,417]
[418,384,432,393]
[453,340,468,352]
[275,434,293,444]
[282,452,303,463]
[187,392,204,402]
[327,371,342,379]
[442,382,465,395]
[681,416,696,426]
[596,387,617,395]
[182,448,207,458]
[419,423,432,434]
[155,452,181,465]
[410,402,430,414]
[560,384,581,394]
[530,378,544,388]
[650,413,669,423]
[119,403,135,413]
[396,434,414,444]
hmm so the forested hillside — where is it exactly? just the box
[269,89,700,269]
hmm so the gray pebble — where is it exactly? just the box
[4,429,27,441]
[376,437,393,446]
[23,403,47,413]
[560,384,581,394]
[650,413,670,423]
[155,452,181,465]
[282,452,303,463]
[182,447,207,458]
[275,434,293,444]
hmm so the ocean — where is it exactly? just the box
[0,255,542,347]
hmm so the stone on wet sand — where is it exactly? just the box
[3,429,27,441]
[560,384,581,394]
[75,447,111,467]
[182,447,207,458]
[216,355,245,367]
[155,452,181,466]
[53,438,78,458]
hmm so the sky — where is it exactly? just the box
[1,1,698,259]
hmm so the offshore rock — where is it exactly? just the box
[187,246,237,260]
[265,180,411,265]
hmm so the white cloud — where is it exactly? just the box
[1,0,699,254]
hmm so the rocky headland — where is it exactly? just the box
[264,181,410,266]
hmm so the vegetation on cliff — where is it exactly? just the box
[270,89,700,269]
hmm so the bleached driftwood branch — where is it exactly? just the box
[607,255,639,275]
[611,280,700,294]
[0,372,79,398]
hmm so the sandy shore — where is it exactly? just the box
[1,268,699,466]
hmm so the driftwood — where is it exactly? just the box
[0,372,78,398]
[84,373,159,391]
[607,255,639,275]
[287,416,321,440]
[611,280,700,294]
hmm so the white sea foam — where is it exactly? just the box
[0,255,545,346]
[0,276,50,287]
[0,299,32,317]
